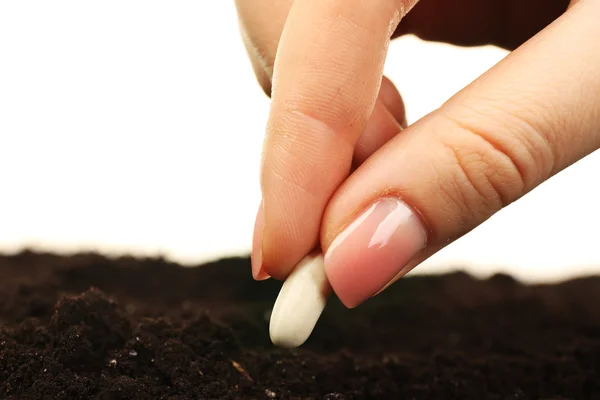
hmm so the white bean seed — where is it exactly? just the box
[269,251,332,348]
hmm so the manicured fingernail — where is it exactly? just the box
[251,201,270,281]
[324,197,427,308]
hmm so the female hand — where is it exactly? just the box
[236,0,600,308]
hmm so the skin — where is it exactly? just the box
[236,0,600,305]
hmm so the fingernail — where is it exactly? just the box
[324,197,427,308]
[251,201,270,281]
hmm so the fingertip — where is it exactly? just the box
[323,197,427,309]
[251,201,269,280]
[253,266,271,281]
[258,115,350,280]
[261,229,320,281]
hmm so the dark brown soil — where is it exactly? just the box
[0,251,599,399]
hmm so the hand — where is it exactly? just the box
[237,0,600,308]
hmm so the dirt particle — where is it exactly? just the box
[231,360,253,382]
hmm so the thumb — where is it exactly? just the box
[321,1,600,308]
[255,0,416,280]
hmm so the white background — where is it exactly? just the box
[1,2,598,283]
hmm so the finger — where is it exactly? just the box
[354,76,406,166]
[354,100,402,167]
[252,78,405,281]
[321,1,600,308]
[239,1,407,280]
[235,0,293,95]
[377,76,406,127]
[258,0,418,280]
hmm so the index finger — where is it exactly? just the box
[258,0,416,279]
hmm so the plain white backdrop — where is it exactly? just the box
[1,2,599,283]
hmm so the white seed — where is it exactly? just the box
[269,251,331,348]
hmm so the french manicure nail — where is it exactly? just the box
[324,197,427,308]
[251,201,270,281]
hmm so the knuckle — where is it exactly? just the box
[429,151,483,233]
[447,95,557,187]
[435,113,531,217]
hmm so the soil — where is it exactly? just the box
[0,251,599,399]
